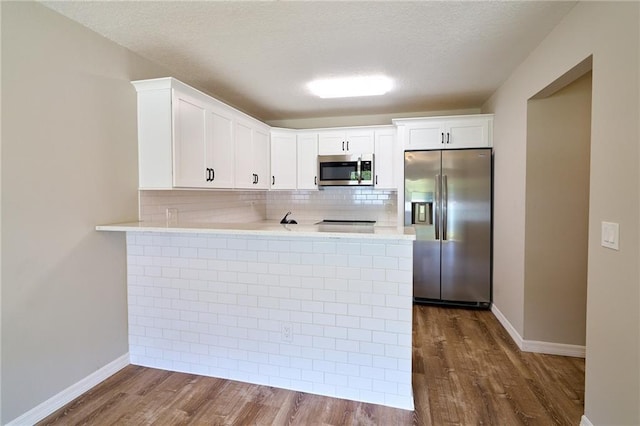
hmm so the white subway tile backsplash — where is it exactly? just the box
[139,188,397,226]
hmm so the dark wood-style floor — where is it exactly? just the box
[39,306,584,425]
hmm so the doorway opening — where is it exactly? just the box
[523,57,592,352]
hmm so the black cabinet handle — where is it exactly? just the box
[314,176,317,186]
[375,175,378,185]
[206,168,215,182]
[446,132,450,144]
[256,174,259,184]
[272,176,275,185]
[346,141,349,151]
[441,133,445,144]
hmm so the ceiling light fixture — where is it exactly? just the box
[307,75,393,99]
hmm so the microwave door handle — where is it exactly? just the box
[357,157,362,183]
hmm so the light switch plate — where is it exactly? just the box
[601,221,619,250]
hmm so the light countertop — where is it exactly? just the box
[96,220,416,241]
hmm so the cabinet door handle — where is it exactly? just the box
[272,176,275,185]
[314,176,317,186]
[212,168,215,181]
[446,132,450,144]
[375,175,378,185]
[256,174,259,184]
[206,168,214,182]
[441,133,445,144]
[342,141,345,151]
[346,141,349,151]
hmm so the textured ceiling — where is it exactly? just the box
[42,1,576,122]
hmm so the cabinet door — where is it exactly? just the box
[318,129,375,155]
[405,120,446,150]
[207,105,235,188]
[173,92,208,188]
[297,133,318,190]
[318,131,347,155]
[234,120,254,188]
[252,128,271,189]
[374,129,396,189]
[344,129,374,154]
[271,132,297,190]
[445,118,491,148]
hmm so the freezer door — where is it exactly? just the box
[405,150,442,300]
[440,149,492,303]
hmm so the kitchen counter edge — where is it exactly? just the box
[96,221,416,241]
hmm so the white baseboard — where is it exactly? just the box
[522,339,586,358]
[491,304,525,349]
[491,305,586,358]
[6,353,130,425]
[580,414,594,426]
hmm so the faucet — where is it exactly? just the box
[280,211,297,224]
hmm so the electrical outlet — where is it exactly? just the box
[281,322,293,342]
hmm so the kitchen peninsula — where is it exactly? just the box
[98,221,415,410]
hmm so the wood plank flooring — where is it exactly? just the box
[412,305,584,425]
[38,305,584,425]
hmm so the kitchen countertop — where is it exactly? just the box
[96,220,416,240]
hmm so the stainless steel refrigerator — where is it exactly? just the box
[405,148,492,308]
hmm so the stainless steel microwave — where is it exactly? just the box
[317,153,374,186]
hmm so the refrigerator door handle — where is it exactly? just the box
[435,174,441,240]
[443,174,448,240]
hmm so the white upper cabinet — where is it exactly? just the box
[318,129,375,155]
[206,104,235,188]
[172,91,208,188]
[270,130,297,190]
[252,128,270,189]
[134,78,492,194]
[446,116,492,148]
[172,92,235,189]
[133,80,173,189]
[394,114,493,150]
[234,116,271,189]
[373,127,396,189]
[297,132,319,190]
[133,78,237,189]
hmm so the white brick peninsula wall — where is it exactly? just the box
[99,222,415,410]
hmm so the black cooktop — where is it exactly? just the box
[315,220,376,226]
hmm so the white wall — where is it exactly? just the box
[483,2,639,424]
[265,108,480,129]
[0,2,173,422]
[524,72,591,346]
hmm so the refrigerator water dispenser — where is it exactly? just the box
[411,202,432,225]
